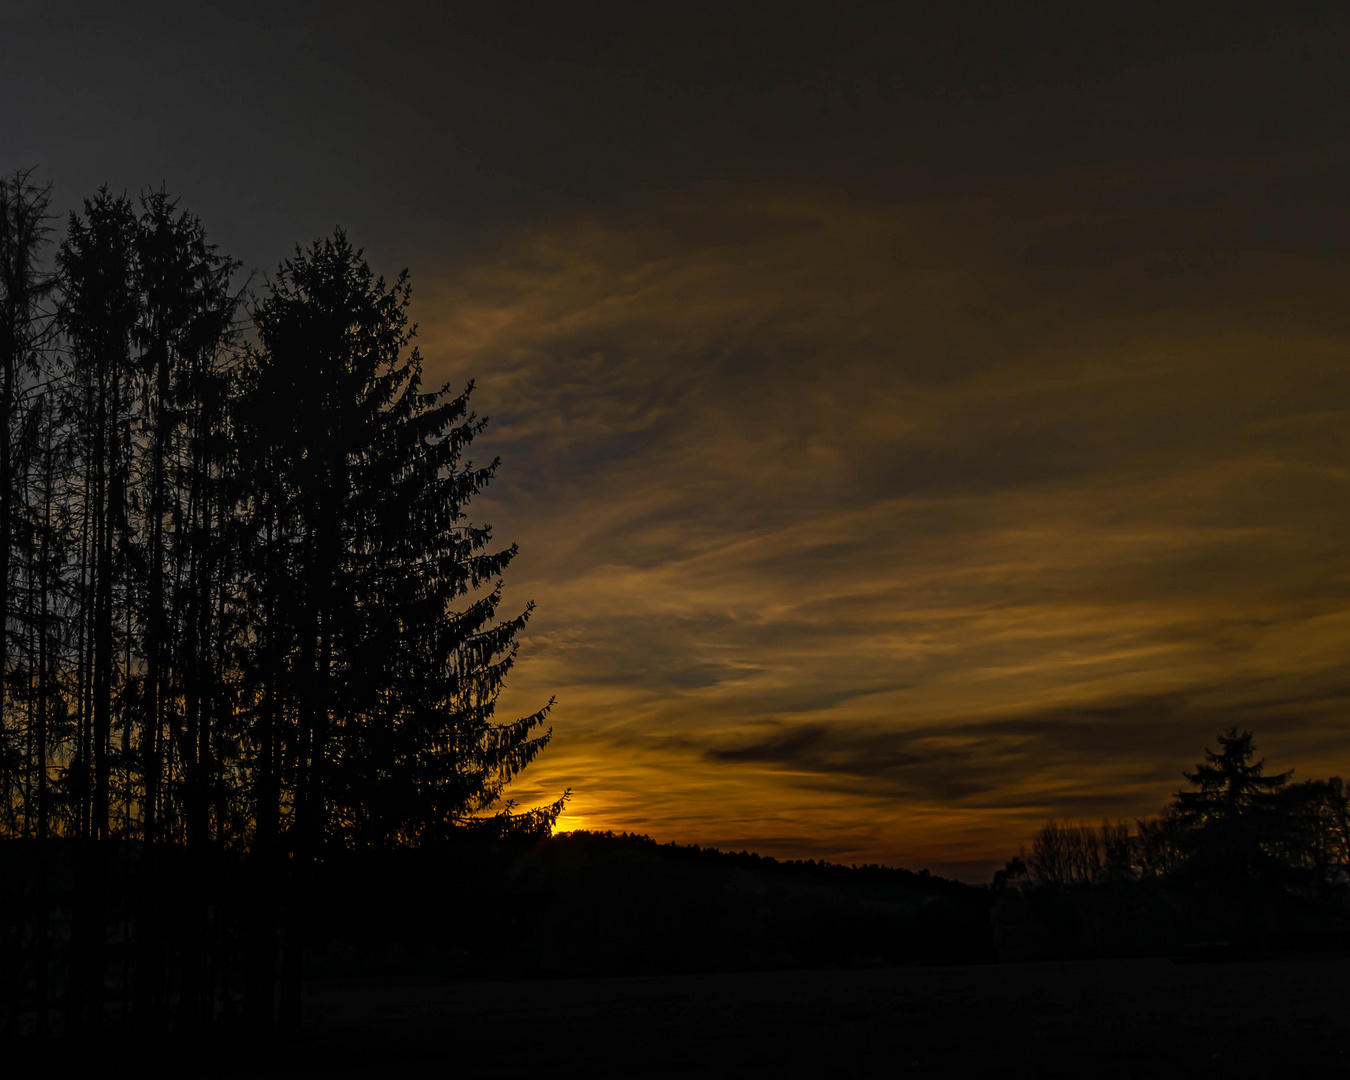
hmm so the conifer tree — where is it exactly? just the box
[59,190,131,1029]
[130,190,238,845]
[1173,726,1290,878]
[0,170,58,827]
[237,231,560,1027]
[60,189,140,847]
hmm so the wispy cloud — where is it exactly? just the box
[5,1,1348,884]
[409,181,1350,878]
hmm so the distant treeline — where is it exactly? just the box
[993,729,1350,960]
[293,829,994,980]
[552,829,976,894]
[0,170,559,1033]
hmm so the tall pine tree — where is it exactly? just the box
[0,170,58,830]
[237,231,560,1027]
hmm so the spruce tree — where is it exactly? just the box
[237,231,560,1026]
[59,188,141,1029]
[0,169,58,828]
[60,189,140,846]
[1173,726,1290,879]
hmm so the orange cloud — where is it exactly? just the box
[406,183,1350,880]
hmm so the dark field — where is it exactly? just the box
[212,957,1349,1078]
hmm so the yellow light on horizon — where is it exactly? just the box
[551,813,588,835]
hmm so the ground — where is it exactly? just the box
[207,957,1349,1078]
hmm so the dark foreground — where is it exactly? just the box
[201,957,1348,1078]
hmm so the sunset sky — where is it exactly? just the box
[6,2,1350,878]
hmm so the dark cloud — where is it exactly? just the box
[695,674,1350,814]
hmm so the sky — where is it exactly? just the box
[5,1,1350,879]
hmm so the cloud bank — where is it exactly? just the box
[411,176,1350,878]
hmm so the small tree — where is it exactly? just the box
[1134,808,1187,879]
[1173,726,1290,879]
[1028,820,1068,885]
[1274,777,1350,887]
[1101,820,1133,881]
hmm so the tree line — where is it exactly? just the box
[999,727,1350,889]
[0,169,561,1034]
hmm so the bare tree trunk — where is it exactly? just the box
[278,581,319,1034]
[245,521,282,1034]
[0,356,13,818]
[33,409,55,1037]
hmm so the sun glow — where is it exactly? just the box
[551,813,589,836]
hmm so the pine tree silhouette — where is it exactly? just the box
[1172,727,1290,879]
[237,231,561,1028]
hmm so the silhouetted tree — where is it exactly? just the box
[125,190,239,1024]
[16,393,73,1033]
[1101,820,1133,880]
[1173,726,1290,879]
[0,170,58,829]
[60,188,141,848]
[992,854,1028,890]
[237,231,560,1028]
[1274,777,1350,888]
[1134,807,1187,879]
[59,188,142,1028]
[1027,820,1124,885]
